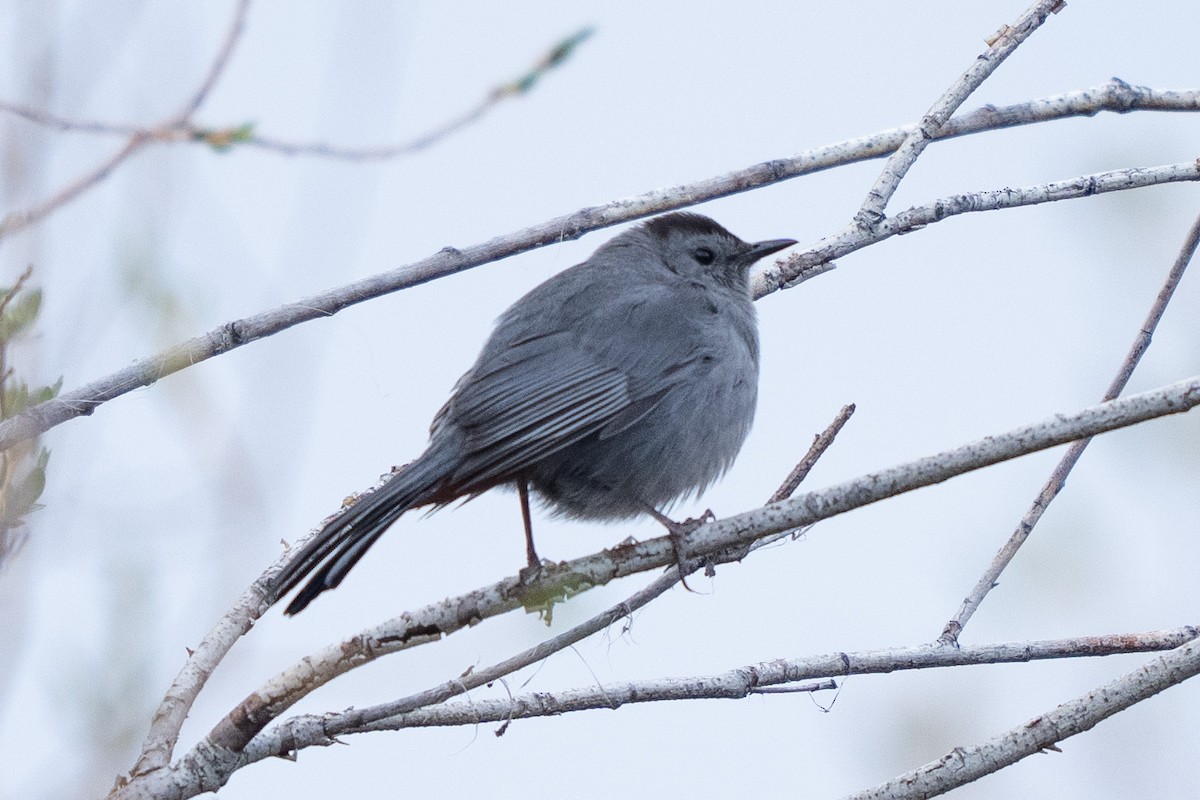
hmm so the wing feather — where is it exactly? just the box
[441,331,655,491]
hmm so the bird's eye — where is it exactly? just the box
[692,247,716,265]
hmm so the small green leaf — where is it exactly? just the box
[545,26,594,69]
[0,448,50,528]
[13,461,46,511]
[0,289,42,341]
[3,382,30,416]
[229,122,256,142]
[499,26,596,98]
[30,378,61,405]
[197,122,257,151]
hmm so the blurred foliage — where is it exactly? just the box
[496,26,594,97]
[192,121,256,151]
[0,267,58,569]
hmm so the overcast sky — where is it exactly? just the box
[1,2,1198,798]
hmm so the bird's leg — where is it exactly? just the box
[644,506,708,592]
[518,477,541,570]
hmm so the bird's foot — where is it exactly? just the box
[519,558,547,585]
[646,507,717,592]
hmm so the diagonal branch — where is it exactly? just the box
[0,132,152,239]
[112,628,1199,799]
[129,572,277,777]
[143,376,1198,783]
[303,628,1200,740]
[241,27,594,160]
[847,634,1200,799]
[768,403,855,503]
[262,404,856,749]
[940,208,1200,644]
[5,152,1198,453]
[856,0,1065,225]
[754,160,1200,294]
[121,404,854,794]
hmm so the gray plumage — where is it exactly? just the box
[269,212,796,614]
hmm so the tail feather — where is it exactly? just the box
[268,446,453,614]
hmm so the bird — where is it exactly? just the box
[268,212,796,614]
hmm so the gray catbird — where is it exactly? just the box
[269,212,796,614]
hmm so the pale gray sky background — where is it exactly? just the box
[0,2,1197,798]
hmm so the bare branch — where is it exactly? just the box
[323,628,1200,737]
[941,209,1200,644]
[847,634,1200,800]
[154,402,857,788]
[230,404,856,762]
[129,574,274,777]
[857,0,1065,225]
[244,27,594,160]
[754,160,1200,295]
[768,403,856,504]
[1,73,1193,246]
[6,151,1197,454]
[271,570,686,747]
[111,375,1200,800]
[111,569,688,798]
[732,403,859,560]
[113,628,1198,798]
[0,133,152,240]
[0,101,145,136]
[109,374,1199,797]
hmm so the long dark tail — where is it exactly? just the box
[268,444,454,615]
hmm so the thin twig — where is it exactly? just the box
[0,133,151,240]
[757,160,1200,295]
[244,27,594,160]
[135,568,691,796]
[0,24,590,241]
[169,0,252,124]
[940,209,1200,644]
[857,0,1065,225]
[740,403,858,560]
[769,404,856,503]
[0,100,146,136]
[1,76,1193,244]
[846,633,1200,800]
[5,157,1197,455]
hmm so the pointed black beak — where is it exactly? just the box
[742,237,797,265]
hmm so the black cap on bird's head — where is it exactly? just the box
[641,211,738,243]
[633,212,796,288]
